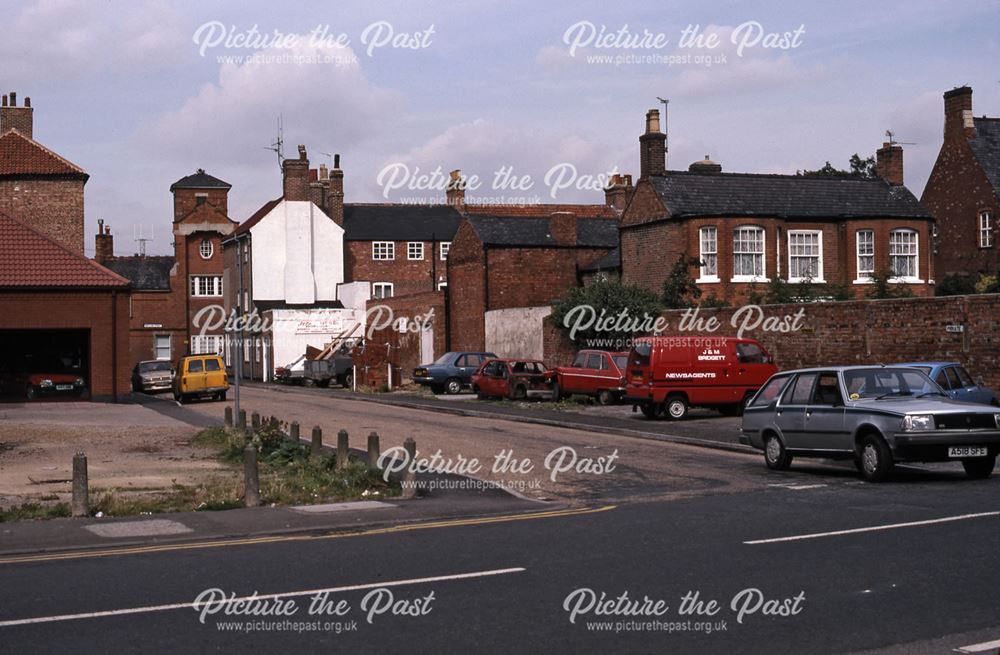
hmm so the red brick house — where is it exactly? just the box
[922,86,1000,279]
[0,92,88,254]
[0,210,131,401]
[97,170,236,370]
[620,109,935,303]
[446,209,620,352]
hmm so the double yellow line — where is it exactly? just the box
[0,504,616,565]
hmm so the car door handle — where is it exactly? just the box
[805,411,812,417]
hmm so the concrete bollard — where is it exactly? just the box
[337,429,350,469]
[244,444,260,508]
[238,409,247,431]
[402,437,417,499]
[71,452,89,517]
[224,406,233,427]
[367,431,381,468]
[251,411,261,431]
[310,426,323,458]
[290,421,300,442]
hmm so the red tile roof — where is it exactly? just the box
[234,197,282,235]
[0,210,129,288]
[464,202,618,218]
[0,129,88,178]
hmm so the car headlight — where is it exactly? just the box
[74,378,85,386]
[40,379,54,387]
[994,413,1000,429]
[903,414,935,431]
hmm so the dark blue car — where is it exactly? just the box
[897,362,998,406]
[413,352,497,394]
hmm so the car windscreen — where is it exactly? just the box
[140,362,172,373]
[843,368,945,399]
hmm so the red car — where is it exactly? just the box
[551,350,629,405]
[471,358,553,401]
[6,371,87,400]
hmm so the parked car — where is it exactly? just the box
[624,336,778,420]
[172,354,229,403]
[0,354,86,401]
[412,352,496,395]
[131,360,174,393]
[741,365,1000,482]
[897,362,998,406]
[551,350,628,405]
[471,358,553,400]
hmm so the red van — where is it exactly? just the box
[624,336,777,420]
[551,350,629,405]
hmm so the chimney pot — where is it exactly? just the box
[1,95,6,107]
[24,97,30,108]
[298,144,307,160]
[334,153,340,169]
[9,92,15,106]
[639,108,667,178]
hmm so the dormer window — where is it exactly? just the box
[199,239,214,259]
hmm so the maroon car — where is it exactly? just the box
[551,350,629,405]
[471,358,554,401]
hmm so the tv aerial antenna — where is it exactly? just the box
[885,130,916,146]
[133,224,153,256]
[264,115,284,172]
[656,96,669,154]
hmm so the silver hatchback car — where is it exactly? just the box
[741,366,1000,482]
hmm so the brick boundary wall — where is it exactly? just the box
[542,294,1000,390]
[363,291,445,386]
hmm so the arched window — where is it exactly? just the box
[199,239,214,259]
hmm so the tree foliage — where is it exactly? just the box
[800,153,877,179]
[661,254,703,309]
[551,278,664,348]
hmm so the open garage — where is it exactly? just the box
[0,211,131,402]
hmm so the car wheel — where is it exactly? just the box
[597,389,614,406]
[551,382,562,402]
[639,403,660,419]
[25,385,37,401]
[763,433,792,471]
[962,456,996,479]
[178,394,188,405]
[511,385,527,401]
[664,395,688,420]
[445,378,462,395]
[343,372,354,389]
[218,391,227,401]
[859,434,893,482]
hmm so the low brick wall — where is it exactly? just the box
[542,294,1000,390]
[363,291,446,386]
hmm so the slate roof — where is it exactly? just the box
[467,215,619,248]
[0,129,88,178]
[970,117,1000,196]
[342,204,465,241]
[169,169,231,192]
[0,210,129,288]
[464,203,618,219]
[647,171,931,219]
[102,256,175,291]
[580,246,621,272]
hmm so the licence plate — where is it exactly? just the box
[55,384,73,391]
[948,446,988,458]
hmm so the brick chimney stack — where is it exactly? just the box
[326,153,344,226]
[639,109,666,179]
[604,173,633,212]
[94,219,114,264]
[549,212,578,246]
[446,169,465,212]
[282,145,311,201]
[0,91,33,138]
[943,86,975,140]
[876,141,904,186]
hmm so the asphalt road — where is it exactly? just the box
[0,477,997,654]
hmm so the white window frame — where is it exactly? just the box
[190,275,223,297]
[854,229,875,284]
[154,335,171,361]
[786,230,824,283]
[372,282,394,299]
[980,210,994,248]
[889,229,922,283]
[696,226,719,283]
[730,226,768,282]
[243,338,250,363]
[407,241,424,260]
[439,242,451,260]
[437,280,448,291]
[199,239,214,259]
[255,338,261,363]
[191,335,222,355]
[372,242,395,260]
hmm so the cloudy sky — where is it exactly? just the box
[4,0,998,256]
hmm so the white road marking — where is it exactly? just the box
[0,567,526,628]
[744,511,1000,545]
[956,637,1000,653]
